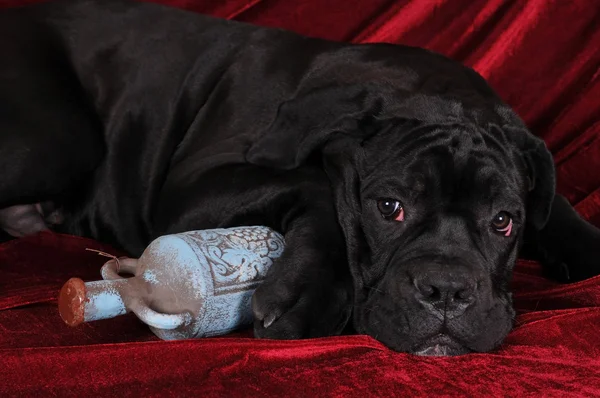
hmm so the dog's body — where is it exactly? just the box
[1,0,599,355]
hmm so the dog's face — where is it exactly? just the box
[348,122,529,355]
[247,81,555,355]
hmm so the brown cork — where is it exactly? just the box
[58,278,87,327]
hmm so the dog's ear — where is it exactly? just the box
[496,106,556,230]
[521,136,556,229]
[321,140,372,298]
[246,84,382,169]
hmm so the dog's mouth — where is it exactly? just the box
[410,334,472,357]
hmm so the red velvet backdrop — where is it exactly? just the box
[1,0,599,396]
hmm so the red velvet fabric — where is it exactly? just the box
[1,0,599,396]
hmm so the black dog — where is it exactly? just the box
[1,0,598,356]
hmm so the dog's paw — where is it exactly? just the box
[251,276,351,340]
[251,280,317,339]
[539,238,600,283]
[541,258,573,283]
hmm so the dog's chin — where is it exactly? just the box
[410,334,472,357]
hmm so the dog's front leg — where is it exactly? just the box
[153,164,353,339]
[250,196,353,339]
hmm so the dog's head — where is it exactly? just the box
[246,62,555,355]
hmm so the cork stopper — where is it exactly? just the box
[58,278,87,327]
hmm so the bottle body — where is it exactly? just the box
[59,226,285,340]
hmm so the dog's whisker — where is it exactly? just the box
[365,285,385,295]
[362,305,380,313]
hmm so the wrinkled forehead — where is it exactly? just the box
[360,123,524,200]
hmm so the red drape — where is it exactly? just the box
[1,0,599,396]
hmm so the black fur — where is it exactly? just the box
[1,0,598,355]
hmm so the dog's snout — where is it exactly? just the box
[413,270,477,318]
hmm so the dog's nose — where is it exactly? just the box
[413,272,476,318]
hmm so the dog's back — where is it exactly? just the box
[0,0,308,252]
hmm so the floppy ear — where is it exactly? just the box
[496,107,556,230]
[245,84,383,169]
[520,135,556,229]
[320,140,373,303]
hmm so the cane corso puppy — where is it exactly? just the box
[1,0,599,356]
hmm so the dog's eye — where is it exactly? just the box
[491,212,513,236]
[377,199,404,221]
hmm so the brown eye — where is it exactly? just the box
[491,212,512,234]
[377,199,404,221]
